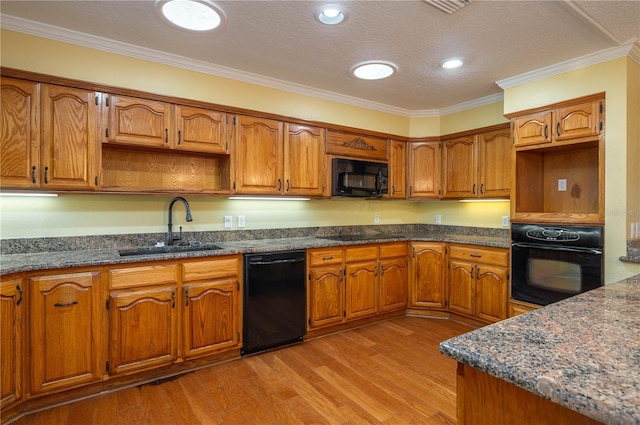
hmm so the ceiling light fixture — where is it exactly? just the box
[156,0,225,32]
[442,58,464,69]
[351,61,397,80]
[315,5,347,25]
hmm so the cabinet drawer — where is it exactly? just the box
[308,248,343,267]
[449,245,508,266]
[109,264,178,289]
[345,245,378,263]
[182,257,240,282]
[379,242,407,259]
[326,130,388,161]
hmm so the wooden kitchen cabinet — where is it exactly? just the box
[283,123,327,196]
[181,256,242,359]
[442,135,477,198]
[105,94,173,149]
[344,245,378,320]
[388,140,407,198]
[448,245,509,323]
[378,243,408,312]
[407,140,441,199]
[478,128,511,197]
[326,130,388,161]
[1,276,24,409]
[0,78,99,191]
[307,248,345,329]
[409,242,446,310]
[175,105,229,154]
[30,270,103,394]
[107,264,179,375]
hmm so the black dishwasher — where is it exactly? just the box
[242,250,306,355]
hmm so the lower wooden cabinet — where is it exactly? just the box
[508,299,540,317]
[409,242,446,309]
[345,245,379,321]
[1,276,24,409]
[29,270,103,394]
[307,247,345,329]
[448,245,509,323]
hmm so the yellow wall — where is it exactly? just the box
[440,102,509,135]
[504,57,640,282]
[418,200,511,228]
[627,59,640,241]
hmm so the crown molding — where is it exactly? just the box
[496,39,639,89]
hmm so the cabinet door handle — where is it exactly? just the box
[178,130,181,145]
[556,122,561,137]
[16,285,23,306]
[54,300,78,307]
[409,185,413,195]
[165,128,169,144]
[472,184,476,194]
[480,183,484,194]
[278,179,282,191]
[44,166,49,184]
[184,288,189,306]
[392,185,396,195]
[470,254,482,258]
[286,180,290,191]
[544,125,548,139]
[171,291,175,308]
[31,166,37,184]
[322,256,333,261]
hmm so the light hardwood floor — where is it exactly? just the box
[16,317,474,425]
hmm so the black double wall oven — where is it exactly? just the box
[511,223,604,306]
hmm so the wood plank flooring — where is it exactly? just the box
[15,317,473,425]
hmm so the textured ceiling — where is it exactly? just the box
[1,0,639,113]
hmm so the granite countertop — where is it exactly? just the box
[0,226,510,276]
[440,274,640,425]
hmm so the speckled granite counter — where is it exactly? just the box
[440,274,640,425]
[0,225,509,276]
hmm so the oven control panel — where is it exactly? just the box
[526,227,580,242]
[511,223,603,248]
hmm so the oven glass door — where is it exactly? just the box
[511,243,603,306]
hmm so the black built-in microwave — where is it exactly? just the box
[331,158,388,198]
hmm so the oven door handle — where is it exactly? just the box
[512,242,602,255]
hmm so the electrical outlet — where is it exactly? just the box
[558,179,567,191]
[435,214,442,224]
[238,215,245,228]
[224,215,232,228]
[374,214,380,224]
[502,216,510,227]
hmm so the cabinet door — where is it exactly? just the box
[183,279,240,359]
[475,265,508,323]
[442,135,477,198]
[308,265,344,329]
[388,140,407,198]
[30,271,101,394]
[407,141,440,199]
[345,261,377,320]
[409,243,446,309]
[448,260,475,317]
[283,123,326,196]
[512,111,552,147]
[106,94,172,148]
[41,85,98,190]
[234,116,283,194]
[379,257,407,312]
[478,128,511,197]
[1,277,24,408]
[0,78,40,189]
[175,105,228,154]
[554,101,600,141]
[109,286,178,375]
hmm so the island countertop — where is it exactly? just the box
[440,274,640,425]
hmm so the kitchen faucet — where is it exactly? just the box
[167,196,193,246]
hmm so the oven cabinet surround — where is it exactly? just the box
[306,242,408,333]
[233,116,328,197]
[441,124,512,199]
[0,275,25,410]
[447,245,509,323]
[0,77,99,191]
[508,93,605,224]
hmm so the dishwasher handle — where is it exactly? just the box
[248,257,305,266]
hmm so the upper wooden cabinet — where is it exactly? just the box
[326,130,388,161]
[234,116,327,196]
[442,124,511,199]
[407,140,441,199]
[512,97,603,148]
[0,78,99,191]
[388,140,407,198]
[104,95,230,154]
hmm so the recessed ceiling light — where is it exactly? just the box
[442,58,464,69]
[315,5,347,25]
[157,0,225,32]
[351,61,397,80]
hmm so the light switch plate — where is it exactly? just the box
[435,214,442,224]
[237,215,245,228]
[502,216,510,227]
[558,179,567,191]
[374,214,380,224]
[224,215,232,228]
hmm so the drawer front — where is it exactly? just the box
[182,256,240,282]
[449,245,508,266]
[308,248,344,267]
[379,242,408,259]
[326,130,388,161]
[109,264,178,289]
[345,245,378,263]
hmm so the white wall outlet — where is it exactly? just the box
[374,214,380,224]
[224,215,232,228]
[502,216,510,228]
[435,214,442,224]
[237,215,246,228]
[558,178,567,191]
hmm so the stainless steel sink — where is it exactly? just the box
[118,244,222,257]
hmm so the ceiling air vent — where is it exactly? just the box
[423,0,471,14]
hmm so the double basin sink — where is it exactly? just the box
[118,243,222,257]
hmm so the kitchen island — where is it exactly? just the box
[440,274,640,425]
